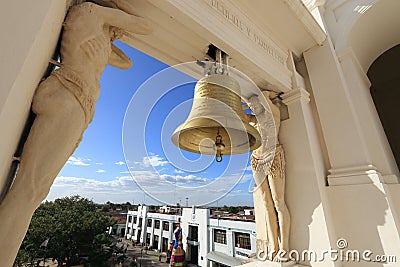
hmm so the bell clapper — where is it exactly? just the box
[215,129,225,162]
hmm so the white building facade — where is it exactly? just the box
[125,205,178,252]
[125,206,256,266]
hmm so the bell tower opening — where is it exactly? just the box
[367,44,400,170]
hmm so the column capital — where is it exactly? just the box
[281,88,310,106]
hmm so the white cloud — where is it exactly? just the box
[129,170,170,187]
[114,161,125,166]
[232,189,243,194]
[52,176,135,189]
[141,154,168,167]
[96,169,106,173]
[47,175,142,202]
[157,168,167,173]
[47,169,254,206]
[66,156,91,166]
[160,174,209,184]
[239,174,253,184]
[47,174,170,204]
[174,169,184,174]
[127,170,209,187]
[242,165,253,171]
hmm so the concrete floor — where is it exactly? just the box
[117,238,170,267]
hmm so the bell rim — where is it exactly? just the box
[171,117,261,155]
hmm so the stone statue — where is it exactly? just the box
[0,1,151,266]
[247,91,291,262]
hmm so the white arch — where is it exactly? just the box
[334,0,400,71]
[333,0,378,51]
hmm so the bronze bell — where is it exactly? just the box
[171,73,261,162]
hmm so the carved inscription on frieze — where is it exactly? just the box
[205,0,287,65]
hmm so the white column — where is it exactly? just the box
[304,38,400,265]
[134,216,138,241]
[337,47,399,181]
[125,216,130,239]
[227,230,234,257]
[169,222,173,242]
[149,222,154,247]
[303,38,399,186]
[280,88,336,267]
[129,224,134,238]
[209,227,213,252]
[158,221,162,251]
[141,217,146,244]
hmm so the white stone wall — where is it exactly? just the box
[0,0,65,194]
[209,218,256,260]
[182,208,257,266]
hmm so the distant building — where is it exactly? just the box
[126,205,178,252]
[107,212,127,236]
[159,205,180,214]
[243,209,254,216]
[125,205,255,266]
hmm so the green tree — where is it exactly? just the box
[15,196,115,267]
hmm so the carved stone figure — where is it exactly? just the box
[0,1,151,266]
[248,91,291,262]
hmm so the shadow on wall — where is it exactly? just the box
[327,182,388,267]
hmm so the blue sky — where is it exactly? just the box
[46,41,255,207]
